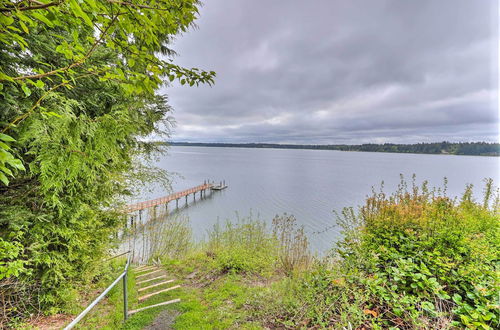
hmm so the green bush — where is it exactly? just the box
[339,178,499,328]
[257,178,499,329]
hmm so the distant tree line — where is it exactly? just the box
[168,141,500,156]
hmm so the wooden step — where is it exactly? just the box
[138,280,175,292]
[135,267,158,274]
[138,285,181,301]
[128,298,181,315]
[136,270,162,279]
[136,265,155,271]
[136,275,167,286]
[135,264,152,269]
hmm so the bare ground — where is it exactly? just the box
[143,309,181,330]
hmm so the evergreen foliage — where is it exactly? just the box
[0,0,214,320]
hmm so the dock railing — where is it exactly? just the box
[64,251,131,329]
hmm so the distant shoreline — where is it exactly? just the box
[164,141,500,157]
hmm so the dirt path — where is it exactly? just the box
[143,309,181,330]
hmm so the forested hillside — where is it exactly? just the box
[170,141,500,156]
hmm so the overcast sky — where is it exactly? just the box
[162,0,499,144]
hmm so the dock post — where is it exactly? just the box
[185,195,188,205]
[176,199,178,208]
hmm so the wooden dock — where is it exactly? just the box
[126,182,214,213]
[123,181,227,263]
[210,180,228,191]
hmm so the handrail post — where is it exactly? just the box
[64,251,131,329]
[123,269,128,320]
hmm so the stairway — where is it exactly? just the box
[128,264,181,315]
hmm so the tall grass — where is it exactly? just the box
[145,215,192,263]
[205,218,278,274]
[272,214,311,275]
[123,210,192,264]
[201,214,313,275]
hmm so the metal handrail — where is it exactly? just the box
[64,251,131,329]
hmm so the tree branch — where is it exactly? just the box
[8,15,117,82]
[106,0,173,11]
[0,0,61,12]
[2,71,103,133]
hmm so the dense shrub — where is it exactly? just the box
[257,178,499,329]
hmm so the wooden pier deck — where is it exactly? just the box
[124,181,227,263]
[126,183,213,213]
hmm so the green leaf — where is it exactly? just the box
[0,165,13,177]
[8,159,25,171]
[0,14,14,26]
[0,133,15,142]
[19,21,29,34]
[42,112,62,118]
[0,172,9,185]
[35,80,45,88]
[21,84,31,97]
[0,72,14,82]
[31,12,54,27]
[0,141,10,150]
[69,0,94,27]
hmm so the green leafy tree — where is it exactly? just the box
[0,0,214,320]
[0,0,214,182]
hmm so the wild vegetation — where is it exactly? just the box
[0,0,213,325]
[116,178,499,329]
[1,2,497,329]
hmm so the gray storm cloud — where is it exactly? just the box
[161,0,499,144]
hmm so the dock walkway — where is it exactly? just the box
[126,183,213,213]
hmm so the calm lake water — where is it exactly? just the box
[134,146,499,253]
